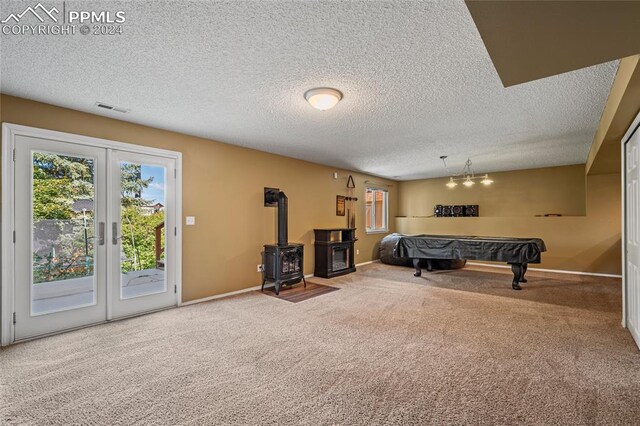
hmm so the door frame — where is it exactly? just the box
[622,110,640,340]
[1,123,183,346]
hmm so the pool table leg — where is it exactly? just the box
[520,263,528,283]
[413,258,422,277]
[510,263,523,290]
[426,259,433,272]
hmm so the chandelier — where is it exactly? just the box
[440,156,493,188]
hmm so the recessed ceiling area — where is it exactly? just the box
[0,1,618,180]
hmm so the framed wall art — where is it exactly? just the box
[336,195,346,216]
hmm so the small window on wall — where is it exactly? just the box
[365,188,388,233]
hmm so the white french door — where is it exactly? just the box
[14,136,108,339]
[624,112,640,350]
[109,150,177,319]
[6,127,180,342]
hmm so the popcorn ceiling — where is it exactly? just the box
[0,1,617,179]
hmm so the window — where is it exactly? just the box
[365,188,388,233]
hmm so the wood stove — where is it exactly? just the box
[262,244,305,294]
[314,228,357,278]
[262,189,306,295]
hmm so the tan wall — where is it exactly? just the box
[0,95,397,301]
[399,165,587,217]
[586,54,640,175]
[397,170,621,275]
[465,2,640,87]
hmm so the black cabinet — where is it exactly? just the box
[314,229,357,278]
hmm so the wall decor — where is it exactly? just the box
[434,204,479,217]
[346,175,356,227]
[336,195,346,216]
[346,196,358,228]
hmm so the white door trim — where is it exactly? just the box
[1,123,184,346]
[2,124,17,346]
[622,111,640,336]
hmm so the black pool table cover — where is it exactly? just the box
[395,234,547,264]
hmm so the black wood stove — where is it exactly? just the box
[262,189,306,295]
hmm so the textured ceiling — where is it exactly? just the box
[0,0,617,180]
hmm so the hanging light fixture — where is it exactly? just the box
[481,174,494,185]
[304,88,343,111]
[441,156,493,189]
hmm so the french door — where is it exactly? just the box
[109,150,177,319]
[10,131,179,341]
[624,112,640,350]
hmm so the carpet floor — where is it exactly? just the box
[1,263,639,425]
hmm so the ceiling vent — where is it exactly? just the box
[95,102,129,113]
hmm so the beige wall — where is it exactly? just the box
[0,95,397,301]
[0,93,622,296]
[399,165,587,217]
[465,1,640,87]
[397,169,621,274]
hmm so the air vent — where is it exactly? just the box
[95,102,129,113]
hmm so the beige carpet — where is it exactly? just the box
[1,263,639,425]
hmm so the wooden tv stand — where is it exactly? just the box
[314,228,357,278]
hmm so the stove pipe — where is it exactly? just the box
[266,189,288,246]
[276,191,288,246]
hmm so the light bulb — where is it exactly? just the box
[446,177,457,188]
[462,177,475,187]
[481,174,493,185]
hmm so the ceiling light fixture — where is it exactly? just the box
[304,87,342,111]
[440,156,493,189]
[481,174,494,186]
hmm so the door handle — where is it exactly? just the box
[98,222,105,245]
[112,222,122,245]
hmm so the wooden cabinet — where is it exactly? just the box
[314,228,357,278]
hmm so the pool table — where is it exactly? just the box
[394,234,547,290]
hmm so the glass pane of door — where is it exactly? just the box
[119,161,167,299]
[31,152,97,315]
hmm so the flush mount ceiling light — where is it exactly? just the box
[304,87,342,111]
[440,156,493,189]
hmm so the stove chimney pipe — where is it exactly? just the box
[276,191,288,246]
[265,189,289,246]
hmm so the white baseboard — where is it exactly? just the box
[356,259,380,267]
[182,261,382,307]
[465,262,622,279]
[181,285,263,306]
[182,273,315,306]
